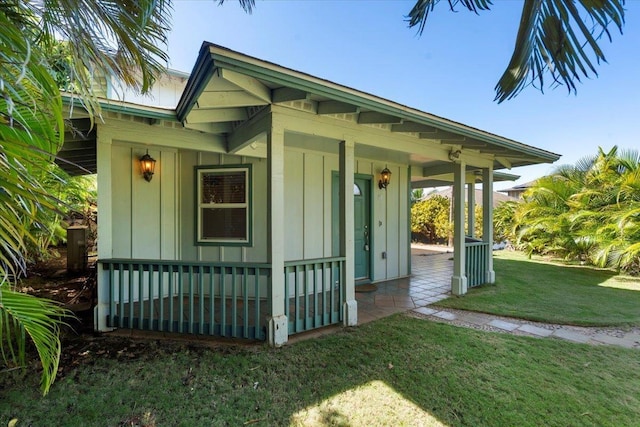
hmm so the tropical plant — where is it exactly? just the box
[1,0,256,396]
[411,188,425,205]
[411,195,451,243]
[511,146,640,274]
[406,0,625,102]
[493,200,519,244]
[0,0,176,395]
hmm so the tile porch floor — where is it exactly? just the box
[356,248,453,325]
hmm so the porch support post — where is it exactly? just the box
[467,182,475,238]
[340,138,357,326]
[95,130,114,331]
[451,160,468,295]
[267,121,288,346]
[482,167,496,283]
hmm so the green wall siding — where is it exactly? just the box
[102,119,409,281]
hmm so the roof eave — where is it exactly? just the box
[178,43,561,164]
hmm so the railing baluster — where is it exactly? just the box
[127,264,134,328]
[209,266,215,336]
[253,267,258,338]
[188,265,194,334]
[120,263,126,328]
[137,264,144,329]
[284,266,290,321]
[158,265,164,332]
[294,265,300,333]
[148,264,154,330]
[108,263,115,328]
[243,267,249,338]
[168,265,175,332]
[178,266,184,333]
[231,267,238,337]
[198,265,205,335]
[220,268,226,336]
[312,263,318,327]
[321,263,327,325]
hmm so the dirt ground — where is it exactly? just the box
[16,250,235,384]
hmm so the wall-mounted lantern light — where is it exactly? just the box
[140,150,156,182]
[448,149,462,162]
[378,166,392,190]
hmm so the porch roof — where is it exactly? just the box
[176,43,560,173]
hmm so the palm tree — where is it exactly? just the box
[406,0,626,102]
[512,146,640,273]
[2,0,255,397]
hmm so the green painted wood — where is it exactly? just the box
[178,267,184,333]
[294,265,300,333]
[158,267,164,332]
[168,267,175,332]
[198,268,205,335]
[148,267,154,331]
[108,264,116,327]
[254,271,261,336]
[231,268,238,338]
[304,264,310,330]
[354,177,371,281]
[243,268,249,338]
[138,265,144,330]
[208,269,215,336]
[284,258,345,334]
[465,242,489,288]
[220,268,226,336]
[127,268,134,328]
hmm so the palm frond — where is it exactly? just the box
[495,0,625,102]
[407,0,492,34]
[0,285,71,395]
[218,0,255,13]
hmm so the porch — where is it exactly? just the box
[99,243,492,340]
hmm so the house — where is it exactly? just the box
[497,180,536,199]
[60,43,560,346]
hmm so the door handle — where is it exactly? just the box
[364,225,370,251]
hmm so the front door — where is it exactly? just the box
[353,177,371,282]
[332,175,372,283]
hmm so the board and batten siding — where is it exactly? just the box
[110,142,178,260]
[179,152,268,264]
[100,118,409,282]
[285,147,410,282]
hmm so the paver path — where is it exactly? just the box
[411,306,640,349]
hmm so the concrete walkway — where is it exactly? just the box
[411,306,640,349]
[358,244,640,350]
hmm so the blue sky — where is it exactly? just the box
[166,1,640,190]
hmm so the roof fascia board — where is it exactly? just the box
[176,44,217,122]
[62,95,177,121]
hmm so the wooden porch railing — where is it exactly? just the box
[284,257,345,334]
[100,259,271,340]
[465,240,490,288]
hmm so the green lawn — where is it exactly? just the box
[2,315,640,426]
[436,250,640,326]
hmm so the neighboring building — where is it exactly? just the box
[498,181,536,199]
[425,187,517,207]
[58,43,560,346]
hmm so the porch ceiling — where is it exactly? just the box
[56,118,97,175]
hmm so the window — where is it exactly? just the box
[196,165,251,245]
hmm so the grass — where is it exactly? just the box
[2,314,640,426]
[435,250,640,327]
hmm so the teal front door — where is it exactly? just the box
[353,177,371,282]
[332,175,372,283]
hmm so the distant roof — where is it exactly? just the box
[424,188,516,206]
[498,180,537,193]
